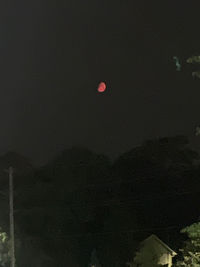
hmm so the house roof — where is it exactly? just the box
[143,234,177,256]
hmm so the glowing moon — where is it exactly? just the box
[97,82,106,93]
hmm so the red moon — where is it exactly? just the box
[97,82,106,93]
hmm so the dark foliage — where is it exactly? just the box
[0,136,199,266]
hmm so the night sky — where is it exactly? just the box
[0,1,200,165]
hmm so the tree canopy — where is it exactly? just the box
[176,222,200,266]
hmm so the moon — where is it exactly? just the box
[97,82,106,93]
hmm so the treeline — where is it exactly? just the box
[0,135,200,267]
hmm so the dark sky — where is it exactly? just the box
[0,1,200,165]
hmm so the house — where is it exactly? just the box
[128,234,177,267]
